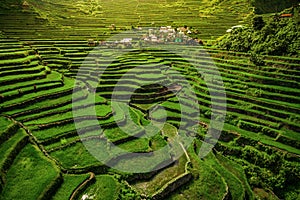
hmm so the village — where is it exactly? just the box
[88,25,204,48]
[141,26,203,45]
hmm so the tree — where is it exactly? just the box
[217,14,300,56]
[251,0,298,14]
[253,16,265,30]
[250,52,265,66]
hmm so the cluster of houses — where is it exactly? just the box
[87,38,133,47]
[87,25,203,47]
[142,26,203,45]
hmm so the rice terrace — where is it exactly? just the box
[0,0,299,199]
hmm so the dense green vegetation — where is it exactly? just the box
[250,0,298,14]
[0,144,61,200]
[0,0,252,41]
[80,175,120,200]
[1,38,299,199]
[217,8,300,56]
[0,0,299,200]
[52,173,90,200]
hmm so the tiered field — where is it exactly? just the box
[0,0,252,41]
[0,37,299,199]
[0,0,299,199]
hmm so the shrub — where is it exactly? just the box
[217,14,300,56]
[250,52,265,66]
[251,0,298,14]
[252,16,265,30]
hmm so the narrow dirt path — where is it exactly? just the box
[70,172,95,200]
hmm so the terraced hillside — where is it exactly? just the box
[0,37,299,199]
[0,0,252,41]
[0,0,300,199]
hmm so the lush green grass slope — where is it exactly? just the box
[0,0,252,40]
[0,37,299,199]
[0,1,299,200]
[0,144,61,200]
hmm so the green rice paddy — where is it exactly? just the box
[0,0,299,199]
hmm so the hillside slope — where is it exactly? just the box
[0,0,252,40]
[0,1,299,200]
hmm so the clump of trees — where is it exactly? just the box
[239,146,300,199]
[250,52,265,66]
[217,12,300,56]
[250,0,298,14]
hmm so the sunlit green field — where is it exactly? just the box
[0,0,252,41]
[0,0,299,200]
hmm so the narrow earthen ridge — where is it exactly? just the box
[70,172,95,200]
[151,142,192,200]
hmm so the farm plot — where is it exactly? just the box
[0,35,299,200]
[0,0,252,40]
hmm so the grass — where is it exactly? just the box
[2,81,61,98]
[79,175,120,200]
[0,54,37,65]
[0,129,27,169]
[44,128,103,149]
[161,123,177,139]
[204,152,245,200]
[1,75,74,109]
[133,154,188,196]
[14,89,107,121]
[49,141,102,169]
[44,136,80,151]
[0,0,252,40]
[167,146,228,200]
[0,144,60,200]
[215,152,254,199]
[0,116,11,132]
[117,138,150,153]
[150,133,167,151]
[24,104,112,125]
[30,123,76,141]
[222,123,300,155]
[53,46,300,197]
[0,9,299,198]
[253,188,280,200]
[0,71,61,98]
[104,127,131,142]
[18,103,73,122]
[52,173,90,200]
[111,146,172,173]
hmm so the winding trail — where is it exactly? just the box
[70,172,95,200]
